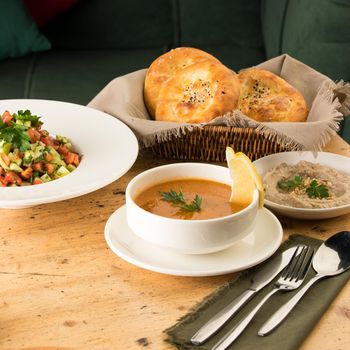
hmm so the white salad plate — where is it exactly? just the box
[0,99,139,208]
[104,205,283,277]
[254,151,350,220]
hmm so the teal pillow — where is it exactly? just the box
[0,0,51,60]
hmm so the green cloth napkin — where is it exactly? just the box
[165,234,350,350]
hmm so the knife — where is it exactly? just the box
[190,245,301,345]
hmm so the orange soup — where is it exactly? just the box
[134,179,248,220]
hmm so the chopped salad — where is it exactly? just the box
[0,110,80,186]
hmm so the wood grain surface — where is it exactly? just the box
[0,135,349,350]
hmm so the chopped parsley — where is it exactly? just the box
[0,121,31,151]
[306,180,329,199]
[180,194,202,212]
[278,174,330,200]
[160,189,202,212]
[13,110,42,127]
[159,189,186,205]
[278,175,303,191]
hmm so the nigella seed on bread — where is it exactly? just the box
[144,47,220,119]
[155,60,240,123]
[144,47,240,123]
[238,68,308,122]
[144,48,308,124]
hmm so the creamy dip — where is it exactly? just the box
[263,160,350,209]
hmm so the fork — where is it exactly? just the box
[210,245,314,350]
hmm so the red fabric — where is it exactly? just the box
[24,0,80,28]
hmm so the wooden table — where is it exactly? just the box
[1,135,349,350]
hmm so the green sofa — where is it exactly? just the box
[0,0,349,140]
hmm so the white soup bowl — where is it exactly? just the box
[125,163,259,254]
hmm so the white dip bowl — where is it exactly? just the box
[125,163,259,254]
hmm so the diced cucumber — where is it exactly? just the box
[67,164,76,172]
[15,119,31,127]
[47,147,65,166]
[40,173,52,183]
[1,143,11,155]
[32,144,45,160]
[55,166,70,178]
[56,135,70,144]
[9,162,23,172]
[8,152,22,166]
[23,150,34,166]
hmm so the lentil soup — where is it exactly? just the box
[134,178,248,220]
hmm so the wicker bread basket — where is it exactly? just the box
[89,56,349,160]
[150,126,291,162]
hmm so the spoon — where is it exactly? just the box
[258,230,350,336]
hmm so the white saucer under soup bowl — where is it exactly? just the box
[104,205,283,276]
[125,163,259,255]
[253,151,350,220]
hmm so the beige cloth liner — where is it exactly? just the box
[88,54,350,151]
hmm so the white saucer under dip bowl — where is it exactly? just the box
[125,163,259,255]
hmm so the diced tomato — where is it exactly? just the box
[32,162,44,172]
[21,166,33,179]
[73,153,80,166]
[45,163,55,175]
[1,153,10,166]
[64,152,75,164]
[40,136,52,146]
[57,144,69,156]
[28,127,41,143]
[2,173,13,186]
[44,152,53,162]
[1,111,13,125]
[33,178,43,185]
[39,129,49,137]
[63,152,79,165]
[40,135,59,147]
[3,172,22,186]
[14,174,23,185]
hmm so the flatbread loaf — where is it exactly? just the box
[238,68,308,122]
[155,60,240,123]
[144,47,220,118]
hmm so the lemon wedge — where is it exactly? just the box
[226,147,264,208]
[225,146,236,163]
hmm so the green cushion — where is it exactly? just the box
[0,48,164,105]
[262,0,350,81]
[0,55,34,98]
[262,0,350,142]
[43,0,174,50]
[179,0,265,52]
[282,0,350,81]
[261,0,289,58]
[0,0,51,60]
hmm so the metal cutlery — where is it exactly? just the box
[258,230,350,336]
[210,245,314,350]
[190,245,300,345]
